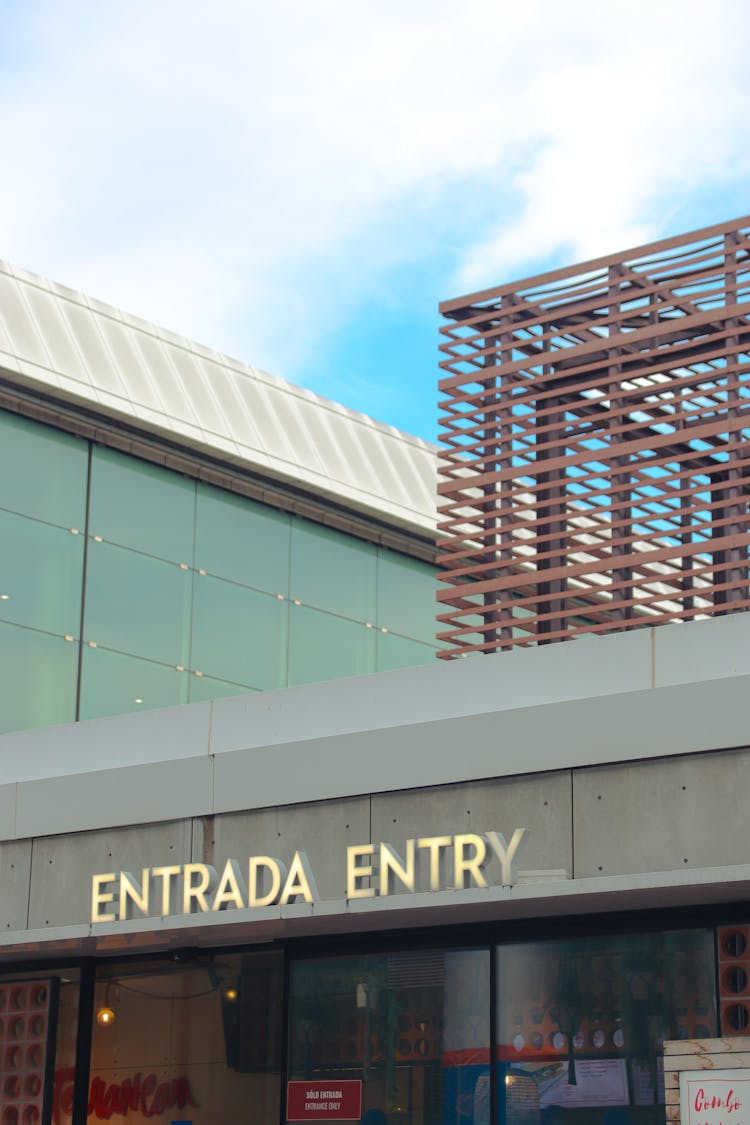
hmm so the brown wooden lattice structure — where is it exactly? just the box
[438,216,750,656]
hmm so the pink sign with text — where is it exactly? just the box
[680,1071,750,1125]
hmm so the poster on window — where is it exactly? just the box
[518,1058,630,1109]
[679,1070,750,1125]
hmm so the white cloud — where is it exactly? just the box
[0,0,748,389]
[454,0,750,290]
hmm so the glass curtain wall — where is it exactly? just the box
[0,410,439,734]
[0,414,87,733]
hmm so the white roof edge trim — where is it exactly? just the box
[0,260,438,539]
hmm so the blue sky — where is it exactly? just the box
[1,0,749,443]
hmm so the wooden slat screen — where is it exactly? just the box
[437,216,750,656]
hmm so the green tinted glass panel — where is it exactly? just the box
[376,631,438,672]
[288,604,374,685]
[79,647,188,720]
[191,574,287,689]
[290,521,376,621]
[0,410,88,528]
[0,511,83,635]
[84,542,192,665]
[195,483,290,594]
[188,672,258,704]
[0,623,78,732]
[377,549,437,643]
[89,446,196,561]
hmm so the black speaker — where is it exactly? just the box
[221,954,283,1072]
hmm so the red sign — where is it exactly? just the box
[52,1067,199,1123]
[287,1079,362,1121]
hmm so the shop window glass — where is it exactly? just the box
[496,929,716,1125]
[89,446,196,562]
[88,953,283,1125]
[0,409,88,528]
[288,948,490,1125]
[83,541,192,666]
[290,521,376,621]
[0,510,84,636]
[0,968,81,1125]
[191,573,288,689]
[0,623,78,733]
[376,631,438,673]
[195,484,291,595]
[377,550,438,643]
[79,647,189,720]
[288,605,374,686]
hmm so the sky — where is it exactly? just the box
[0,0,749,443]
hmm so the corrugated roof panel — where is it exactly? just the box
[264,385,332,475]
[94,316,166,415]
[127,328,202,426]
[52,367,104,406]
[0,273,50,368]
[92,386,157,429]
[0,308,15,357]
[0,261,437,538]
[383,431,437,514]
[341,412,413,500]
[191,355,267,453]
[60,300,128,398]
[235,375,326,473]
[162,345,236,440]
[16,357,65,394]
[15,283,84,384]
[296,392,372,491]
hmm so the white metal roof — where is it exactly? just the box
[0,260,437,538]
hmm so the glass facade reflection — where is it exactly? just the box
[288,949,490,1125]
[83,955,283,1125]
[0,925,725,1125]
[0,409,440,734]
[497,930,716,1125]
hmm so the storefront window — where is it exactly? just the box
[496,930,716,1125]
[86,953,282,1125]
[288,948,490,1125]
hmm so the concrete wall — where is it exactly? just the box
[0,613,749,955]
[2,740,750,949]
